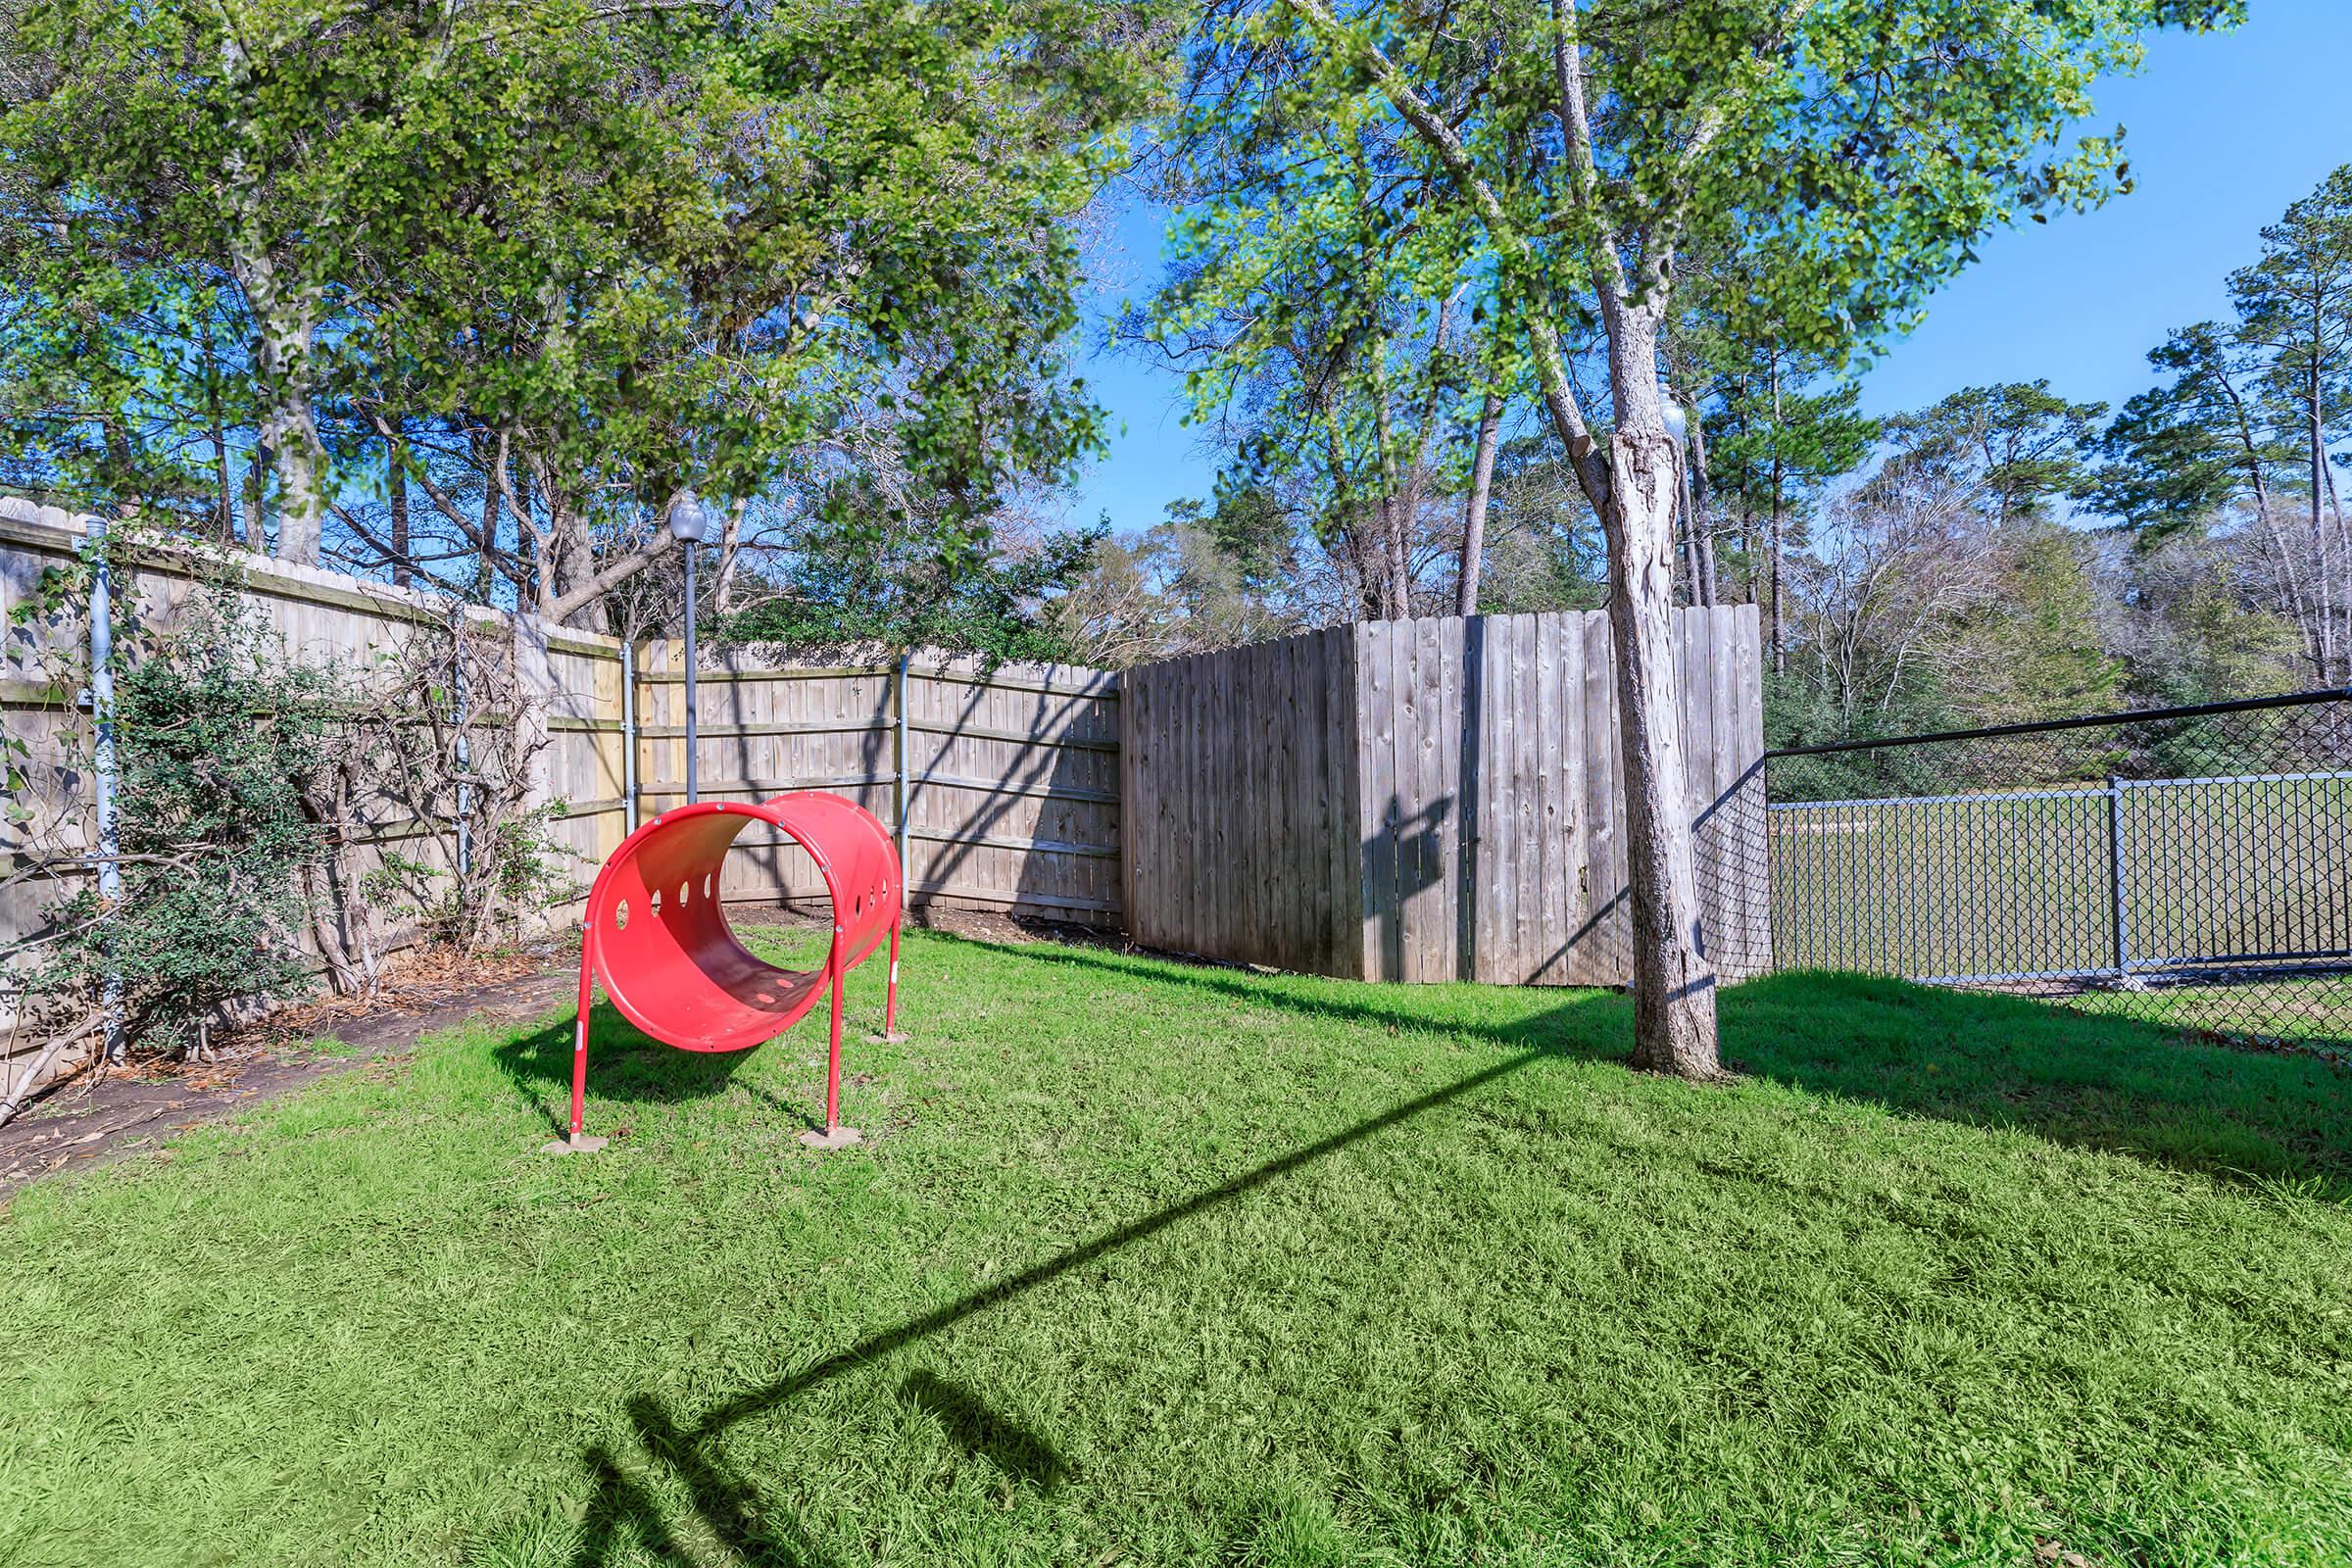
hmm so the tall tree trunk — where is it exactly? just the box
[1288,0,1716,1075]
[515,461,548,609]
[1768,361,1786,675]
[2328,462,2352,683]
[1457,391,1501,616]
[230,236,324,564]
[2325,456,2347,683]
[474,429,504,605]
[2217,363,2317,673]
[1686,401,1719,608]
[386,434,412,589]
[1352,513,1385,620]
[2311,354,2335,678]
[715,497,745,614]
[201,320,234,543]
[259,373,324,565]
[1678,470,1704,607]
[1599,310,1718,1077]
[242,439,271,552]
[218,25,326,566]
[1370,337,1410,616]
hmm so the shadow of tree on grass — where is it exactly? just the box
[963,936,2352,1195]
[533,936,2351,1563]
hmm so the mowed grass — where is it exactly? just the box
[5,932,2352,1568]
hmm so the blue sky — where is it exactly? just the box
[1064,0,2352,536]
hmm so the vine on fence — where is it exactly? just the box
[357,619,572,953]
[31,590,342,1058]
[2,533,576,1114]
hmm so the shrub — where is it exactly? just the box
[36,589,342,1055]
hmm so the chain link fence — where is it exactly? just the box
[1728,689,2352,1053]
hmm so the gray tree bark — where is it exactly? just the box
[1768,360,1786,675]
[1598,309,1719,1077]
[1457,390,1501,615]
[1279,0,1721,1075]
[1687,400,1720,607]
[715,497,745,614]
[218,28,328,567]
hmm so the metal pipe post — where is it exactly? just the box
[620,639,639,832]
[895,649,911,902]
[453,622,472,881]
[2106,774,2131,980]
[86,515,123,1063]
[683,545,699,804]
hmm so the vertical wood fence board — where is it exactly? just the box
[1532,613,1567,984]
[1099,608,1761,985]
[1359,621,1391,979]
[1123,606,1763,985]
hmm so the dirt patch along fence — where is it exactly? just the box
[1118,607,1769,986]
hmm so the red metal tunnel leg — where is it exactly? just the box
[824,951,845,1130]
[541,932,609,1153]
[569,946,594,1141]
[797,942,861,1150]
[884,919,902,1037]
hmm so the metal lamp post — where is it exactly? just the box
[668,490,713,803]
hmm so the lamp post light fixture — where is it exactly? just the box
[667,488,714,803]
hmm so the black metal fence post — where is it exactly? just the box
[2105,774,2130,984]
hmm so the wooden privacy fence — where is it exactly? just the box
[5,501,1767,1104]
[2,505,562,1022]
[0,508,1118,1098]
[1120,607,1769,986]
[624,642,1121,923]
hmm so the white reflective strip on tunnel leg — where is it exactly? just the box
[890,961,900,985]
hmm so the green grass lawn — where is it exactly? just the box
[6,930,2352,1567]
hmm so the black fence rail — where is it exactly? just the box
[1735,689,2352,1051]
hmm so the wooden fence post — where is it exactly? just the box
[621,638,639,834]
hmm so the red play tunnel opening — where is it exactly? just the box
[580,795,902,1056]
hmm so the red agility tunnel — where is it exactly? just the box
[562,791,903,1150]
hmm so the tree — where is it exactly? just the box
[1173,0,2236,1077]
[2092,322,2289,530]
[1704,350,1874,669]
[2092,528,2302,708]
[0,0,1153,632]
[714,495,1107,667]
[2230,166,2352,681]
[1473,434,1609,613]
[1142,146,1489,621]
[1882,382,2108,528]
